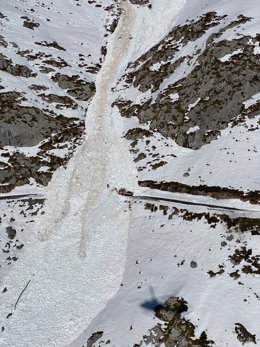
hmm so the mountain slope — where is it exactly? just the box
[72,0,260,346]
[0,0,259,346]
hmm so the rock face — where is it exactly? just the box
[87,331,104,347]
[52,73,96,101]
[0,0,117,193]
[135,297,214,346]
[117,13,260,149]
[0,53,36,77]
[0,92,73,147]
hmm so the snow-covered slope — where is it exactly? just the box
[0,0,259,346]
[77,0,260,345]
[0,0,117,193]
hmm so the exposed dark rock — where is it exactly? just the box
[155,297,188,322]
[39,93,76,108]
[0,53,36,78]
[0,35,8,48]
[208,268,225,277]
[117,13,259,149]
[21,16,40,30]
[87,331,103,347]
[0,12,7,19]
[29,84,48,91]
[145,201,260,235]
[138,180,260,204]
[35,40,66,51]
[229,247,260,275]
[0,121,84,192]
[190,261,197,268]
[129,0,150,5]
[136,296,214,346]
[0,92,74,147]
[52,73,95,101]
[42,57,70,68]
[5,227,16,240]
[124,128,153,141]
[235,323,256,344]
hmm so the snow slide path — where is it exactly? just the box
[41,0,135,258]
[0,1,137,346]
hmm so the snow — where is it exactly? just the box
[121,0,187,65]
[169,92,179,102]
[71,199,260,346]
[243,92,260,109]
[0,0,259,346]
[187,98,201,112]
[219,49,243,62]
[137,115,260,191]
[253,43,260,55]
[0,1,139,346]
[186,125,200,134]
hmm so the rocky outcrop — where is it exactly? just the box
[129,0,150,6]
[0,53,36,78]
[52,73,96,101]
[0,92,74,147]
[86,331,104,347]
[117,13,260,149]
[136,297,214,346]
[21,16,40,30]
[235,323,256,344]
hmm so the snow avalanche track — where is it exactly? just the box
[0,1,138,346]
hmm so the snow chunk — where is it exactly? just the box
[219,49,243,62]
[186,126,200,134]
[187,98,201,112]
[169,92,179,102]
